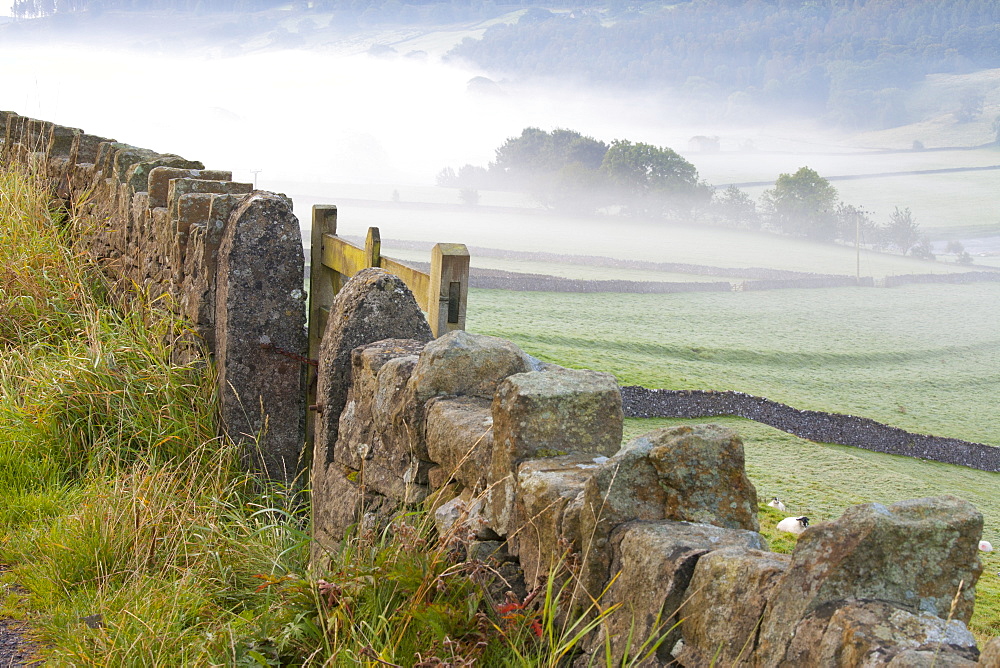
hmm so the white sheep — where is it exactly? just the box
[776,516,809,535]
[980,540,993,552]
[767,497,787,512]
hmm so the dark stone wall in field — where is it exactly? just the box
[621,386,1000,472]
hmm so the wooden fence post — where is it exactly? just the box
[428,243,470,337]
[365,226,381,269]
[307,205,338,447]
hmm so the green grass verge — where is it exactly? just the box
[0,164,653,666]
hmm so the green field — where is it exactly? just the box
[467,283,1000,639]
[468,282,1000,447]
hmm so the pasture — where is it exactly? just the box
[465,281,1000,639]
[466,282,1000,447]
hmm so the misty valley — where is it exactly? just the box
[1,0,999,663]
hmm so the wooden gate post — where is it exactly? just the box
[428,243,470,337]
[307,205,338,447]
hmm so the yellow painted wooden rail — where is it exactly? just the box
[307,204,470,367]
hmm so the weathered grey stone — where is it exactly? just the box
[336,340,426,468]
[433,492,492,541]
[675,547,789,667]
[577,424,759,599]
[112,145,161,183]
[409,330,532,402]
[373,353,426,464]
[977,637,1000,667]
[310,461,394,569]
[335,339,430,504]
[167,177,252,223]
[782,599,979,667]
[147,166,233,209]
[757,496,984,668]
[590,520,767,666]
[215,193,306,481]
[47,124,79,158]
[424,396,494,491]
[179,193,243,351]
[488,367,623,535]
[76,133,114,164]
[492,367,623,466]
[313,269,432,471]
[509,454,600,589]
[125,157,204,196]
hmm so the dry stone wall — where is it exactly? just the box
[621,386,1000,472]
[0,111,307,481]
[312,268,992,667]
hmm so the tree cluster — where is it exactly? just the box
[438,127,711,217]
[737,167,944,260]
[447,0,1000,130]
[447,140,951,261]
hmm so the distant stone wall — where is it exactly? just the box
[737,275,875,290]
[310,269,990,667]
[878,271,1000,287]
[620,387,1000,473]
[0,111,306,481]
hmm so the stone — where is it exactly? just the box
[590,520,767,666]
[334,339,430,504]
[310,462,394,569]
[408,330,532,403]
[125,157,204,196]
[147,167,233,208]
[313,268,432,471]
[977,637,1000,667]
[757,496,984,667]
[509,454,601,589]
[675,547,789,667]
[488,367,623,535]
[214,193,306,482]
[47,123,79,158]
[424,396,494,491]
[373,353,425,462]
[76,133,114,164]
[178,193,242,352]
[167,177,252,223]
[782,599,979,667]
[433,493,492,541]
[577,424,759,599]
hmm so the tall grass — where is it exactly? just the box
[0,164,679,665]
[0,163,311,664]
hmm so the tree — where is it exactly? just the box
[712,185,759,230]
[760,167,839,240]
[459,188,480,206]
[883,207,920,255]
[993,115,1000,145]
[600,139,708,217]
[490,127,607,185]
[435,167,458,187]
[955,91,984,123]
[835,203,876,244]
[910,237,936,261]
[490,127,609,211]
